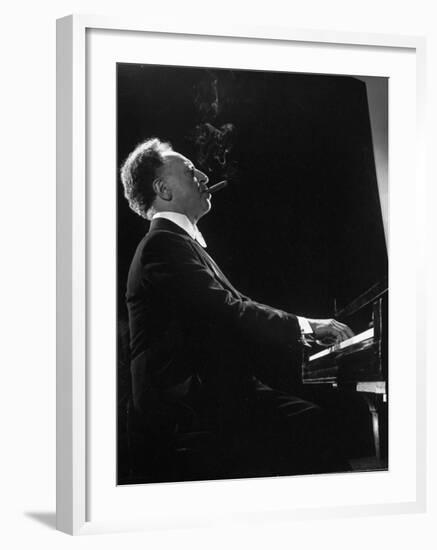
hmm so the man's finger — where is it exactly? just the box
[337,324,354,340]
[333,320,354,340]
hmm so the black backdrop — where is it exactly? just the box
[117,64,387,323]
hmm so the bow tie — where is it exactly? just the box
[193,226,207,248]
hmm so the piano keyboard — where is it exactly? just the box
[308,328,374,362]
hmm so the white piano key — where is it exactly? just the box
[308,327,374,362]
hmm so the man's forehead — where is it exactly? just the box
[163,151,191,164]
[162,151,193,167]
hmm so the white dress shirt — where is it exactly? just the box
[151,211,312,334]
[152,211,207,247]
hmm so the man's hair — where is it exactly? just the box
[120,138,173,219]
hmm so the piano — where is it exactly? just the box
[302,279,388,466]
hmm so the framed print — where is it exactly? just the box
[56,15,427,535]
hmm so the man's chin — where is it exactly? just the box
[198,201,211,219]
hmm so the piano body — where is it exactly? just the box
[302,280,388,468]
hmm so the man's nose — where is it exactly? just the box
[195,169,209,185]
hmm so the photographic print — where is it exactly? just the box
[116,63,388,485]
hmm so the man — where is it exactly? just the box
[121,137,353,481]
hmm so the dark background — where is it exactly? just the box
[117,63,387,323]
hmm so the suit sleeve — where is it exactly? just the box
[141,231,302,351]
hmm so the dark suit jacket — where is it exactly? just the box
[126,217,303,435]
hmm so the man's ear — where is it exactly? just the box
[153,178,172,201]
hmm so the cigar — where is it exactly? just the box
[207,180,228,194]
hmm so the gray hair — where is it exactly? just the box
[120,138,172,219]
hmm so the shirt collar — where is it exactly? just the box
[152,212,207,247]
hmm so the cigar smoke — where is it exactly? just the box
[193,71,237,183]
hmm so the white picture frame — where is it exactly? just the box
[56,14,427,535]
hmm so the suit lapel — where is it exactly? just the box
[149,217,242,299]
[191,240,242,299]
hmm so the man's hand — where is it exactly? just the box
[307,318,354,346]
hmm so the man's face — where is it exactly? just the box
[159,152,211,222]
